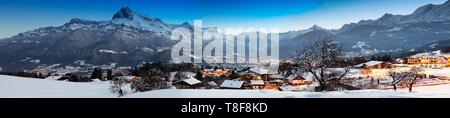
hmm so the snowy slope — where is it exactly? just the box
[0,75,115,98]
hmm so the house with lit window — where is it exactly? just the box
[249,67,272,81]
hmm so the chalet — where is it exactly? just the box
[220,80,244,89]
[285,75,306,86]
[269,74,284,80]
[354,61,392,77]
[249,67,272,81]
[354,61,392,69]
[173,76,202,89]
[250,80,265,89]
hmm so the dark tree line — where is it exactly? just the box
[0,71,46,79]
[129,62,197,92]
[370,54,394,62]
[58,73,91,82]
[90,68,103,80]
[388,67,423,92]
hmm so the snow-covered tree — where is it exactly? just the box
[110,77,125,97]
[131,68,169,92]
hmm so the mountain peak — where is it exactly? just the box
[181,22,190,25]
[308,25,326,30]
[112,7,134,20]
[64,18,98,26]
[69,18,91,23]
[444,0,450,5]
[381,13,394,18]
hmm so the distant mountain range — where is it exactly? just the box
[2,1,450,71]
[280,0,450,58]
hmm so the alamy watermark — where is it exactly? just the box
[170,20,279,70]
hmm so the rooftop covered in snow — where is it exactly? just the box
[249,67,271,75]
[44,76,63,80]
[354,61,388,68]
[182,76,201,85]
[220,80,244,89]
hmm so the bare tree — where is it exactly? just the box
[296,38,350,91]
[388,69,407,91]
[404,67,423,92]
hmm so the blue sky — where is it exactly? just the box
[0,0,447,38]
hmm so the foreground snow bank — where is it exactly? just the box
[125,84,450,98]
[0,75,116,98]
[2,75,450,98]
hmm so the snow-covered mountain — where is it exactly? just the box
[2,1,450,71]
[110,7,174,37]
[0,7,187,71]
[280,25,336,58]
[280,0,450,58]
[343,1,450,26]
[15,7,177,39]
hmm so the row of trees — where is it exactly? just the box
[0,71,46,79]
[58,73,91,82]
[389,67,424,92]
[90,68,115,80]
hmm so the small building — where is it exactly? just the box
[250,80,265,89]
[355,61,392,77]
[173,76,202,89]
[354,61,392,69]
[249,67,272,81]
[270,74,284,80]
[267,80,284,86]
[220,80,244,89]
[285,75,306,86]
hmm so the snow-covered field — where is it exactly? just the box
[2,75,450,98]
[0,75,116,98]
[125,85,450,98]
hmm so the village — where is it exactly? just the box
[22,49,448,96]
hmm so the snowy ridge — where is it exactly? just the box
[410,50,450,58]
[10,7,187,39]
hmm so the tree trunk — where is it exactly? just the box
[317,82,325,91]
[409,83,413,92]
[392,84,397,91]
